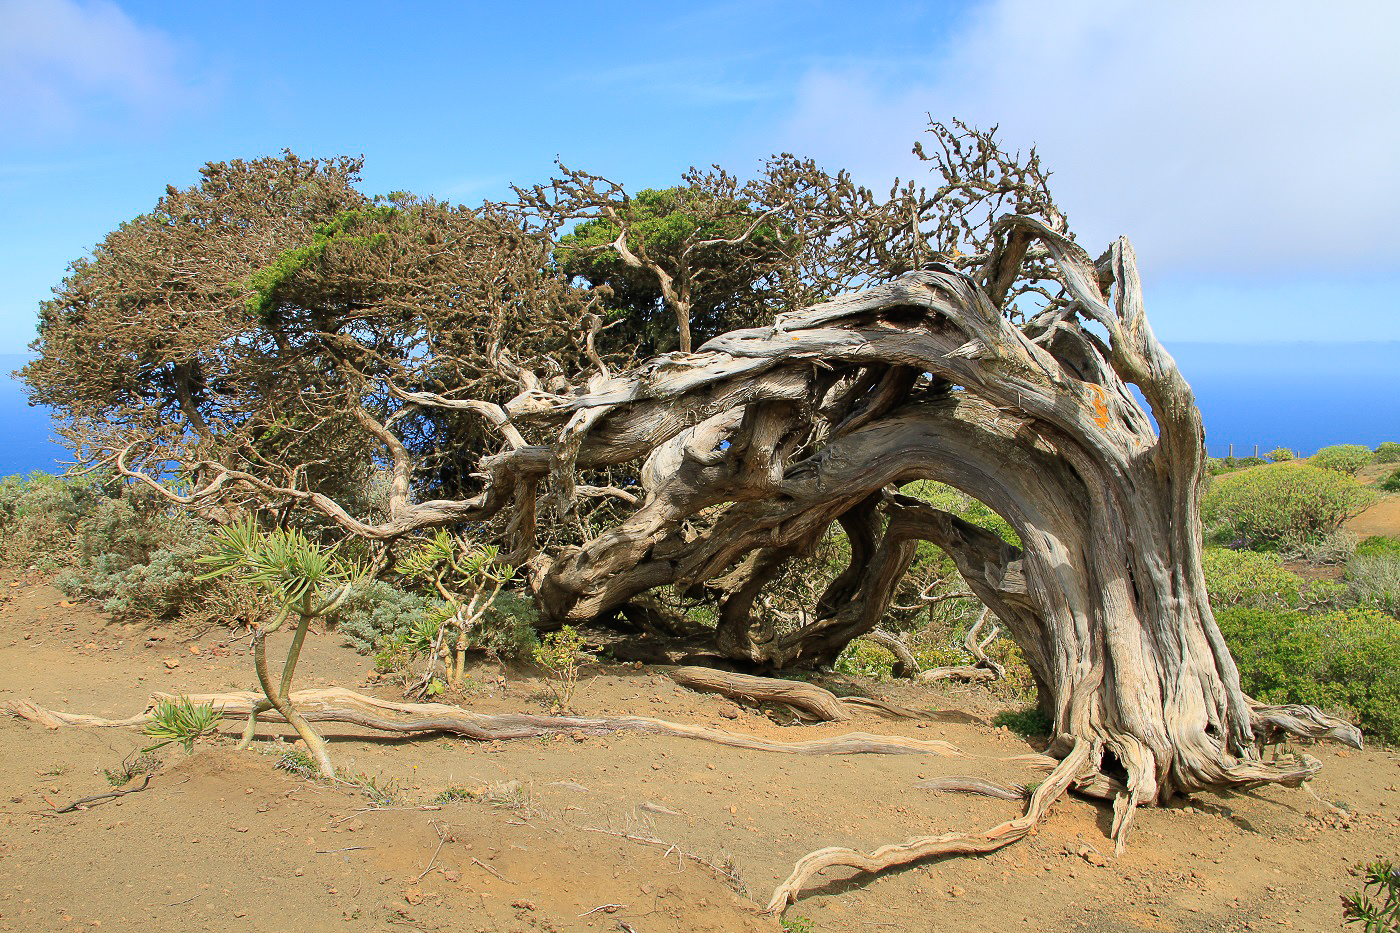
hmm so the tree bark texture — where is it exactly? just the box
[434,218,1360,823]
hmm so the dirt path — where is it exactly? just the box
[2,576,1396,932]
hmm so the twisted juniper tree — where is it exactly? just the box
[26,125,1356,861]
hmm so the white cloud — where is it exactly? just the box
[771,0,1400,278]
[0,0,201,138]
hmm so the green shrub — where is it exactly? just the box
[0,474,266,627]
[993,706,1053,737]
[334,579,539,661]
[1203,463,1374,549]
[1266,447,1295,463]
[472,591,541,660]
[1373,441,1400,464]
[1357,537,1400,559]
[1217,607,1400,744]
[534,625,590,711]
[1348,555,1400,617]
[1382,468,1400,493]
[0,472,103,568]
[1311,444,1374,476]
[334,579,437,654]
[1202,549,1304,608]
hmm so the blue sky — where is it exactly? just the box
[2,0,1398,354]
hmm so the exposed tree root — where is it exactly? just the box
[1248,701,1363,749]
[914,665,997,684]
[668,666,985,724]
[766,738,1094,913]
[11,686,1357,917]
[916,775,1029,801]
[5,688,998,759]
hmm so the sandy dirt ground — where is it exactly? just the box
[1,572,1397,933]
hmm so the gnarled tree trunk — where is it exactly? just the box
[453,216,1356,832]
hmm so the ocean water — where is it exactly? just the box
[0,355,67,477]
[1170,342,1398,457]
[1,344,1395,478]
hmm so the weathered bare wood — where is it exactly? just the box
[6,689,979,759]
[766,738,1094,913]
[669,666,853,721]
[667,667,986,724]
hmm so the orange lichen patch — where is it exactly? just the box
[1088,384,1111,430]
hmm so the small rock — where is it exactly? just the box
[717,703,741,719]
[188,645,200,655]
[949,885,965,897]
[404,887,423,905]
[442,870,461,883]
[162,658,180,669]
[511,899,536,910]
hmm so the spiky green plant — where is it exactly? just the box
[198,519,363,778]
[143,696,218,752]
[396,530,516,693]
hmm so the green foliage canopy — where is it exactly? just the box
[1203,463,1373,548]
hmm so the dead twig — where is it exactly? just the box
[471,856,514,884]
[54,774,152,813]
[415,823,450,881]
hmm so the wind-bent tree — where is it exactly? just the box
[26,124,1356,831]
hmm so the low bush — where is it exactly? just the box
[1357,537,1400,559]
[1298,529,1360,565]
[1311,444,1374,476]
[335,579,540,662]
[1203,463,1374,549]
[335,579,437,655]
[1382,468,1400,493]
[0,473,267,627]
[993,706,1053,737]
[1373,441,1400,464]
[0,472,103,568]
[1217,607,1400,745]
[1266,447,1295,463]
[1348,555,1400,617]
[1203,547,1350,610]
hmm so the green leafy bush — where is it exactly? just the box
[1203,463,1374,549]
[0,473,266,627]
[1202,549,1304,608]
[335,579,437,654]
[1266,447,1295,463]
[1217,607,1400,744]
[335,578,539,662]
[993,706,1053,737]
[1348,555,1400,617]
[1373,441,1400,464]
[1311,444,1374,476]
[1382,468,1400,493]
[0,472,103,568]
[1357,537,1400,559]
